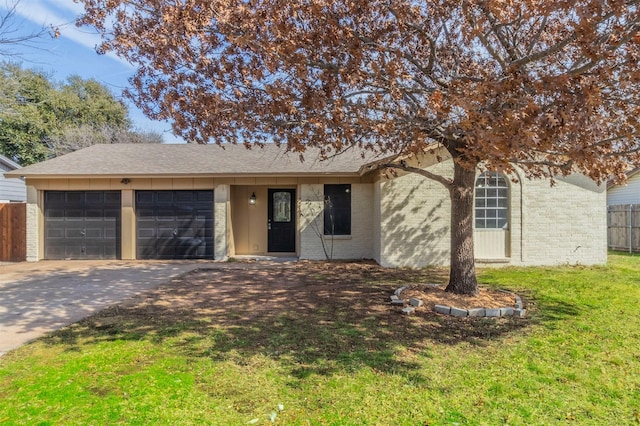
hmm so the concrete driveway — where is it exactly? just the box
[0,260,204,356]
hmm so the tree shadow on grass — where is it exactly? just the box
[517,289,582,328]
[41,262,549,382]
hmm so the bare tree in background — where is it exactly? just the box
[0,0,58,58]
[48,125,163,157]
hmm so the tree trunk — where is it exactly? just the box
[445,161,479,295]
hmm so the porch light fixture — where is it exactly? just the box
[249,192,257,205]
[120,178,131,185]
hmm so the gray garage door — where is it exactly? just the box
[44,191,121,260]
[136,190,214,259]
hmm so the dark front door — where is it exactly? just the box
[44,191,121,260]
[136,190,214,259]
[268,189,296,252]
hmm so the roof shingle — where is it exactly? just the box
[6,144,382,178]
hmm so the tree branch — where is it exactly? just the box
[568,20,640,76]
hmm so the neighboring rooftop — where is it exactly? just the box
[607,167,640,189]
[0,154,21,171]
[6,143,387,178]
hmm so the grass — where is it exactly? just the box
[1,254,640,425]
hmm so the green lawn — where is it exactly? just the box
[1,254,639,425]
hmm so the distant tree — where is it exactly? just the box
[0,63,56,164]
[78,0,640,294]
[0,62,161,164]
[48,124,162,157]
[54,76,130,129]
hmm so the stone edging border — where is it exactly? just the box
[391,285,526,318]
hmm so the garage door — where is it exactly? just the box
[44,191,121,259]
[136,190,214,259]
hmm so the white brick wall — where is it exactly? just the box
[214,184,229,260]
[515,174,607,265]
[299,183,374,260]
[376,161,453,267]
[25,186,39,261]
[373,160,606,268]
[372,183,381,262]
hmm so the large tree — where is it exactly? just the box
[78,0,640,294]
[0,63,60,164]
[0,63,161,165]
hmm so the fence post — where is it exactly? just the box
[607,205,610,250]
[630,204,633,253]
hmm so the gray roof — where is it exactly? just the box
[0,153,21,171]
[6,143,384,178]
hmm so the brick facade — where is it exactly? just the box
[515,174,607,265]
[375,160,452,267]
[21,157,606,267]
[368,162,606,268]
[25,186,39,262]
[299,183,374,261]
[214,184,230,260]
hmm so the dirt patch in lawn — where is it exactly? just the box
[74,260,532,351]
[122,260,521,318]
[116,261,517,315]
[42,259,534,378]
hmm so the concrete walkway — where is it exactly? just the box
[0,260,204,357]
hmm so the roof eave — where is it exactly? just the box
[0,156,22,171]
[15,172,365,180]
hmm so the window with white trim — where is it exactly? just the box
[475,172,509,229]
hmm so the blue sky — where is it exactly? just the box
[1,0,184,143]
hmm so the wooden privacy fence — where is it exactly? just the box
[0,203,26,262]
[607,204,640,253]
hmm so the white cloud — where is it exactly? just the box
[10,0,134,69]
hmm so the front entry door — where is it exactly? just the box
[268,189,296,252]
